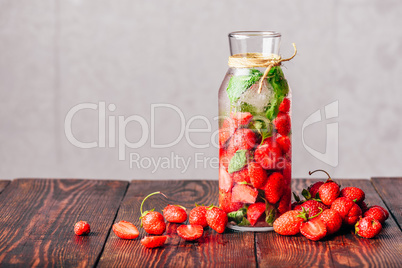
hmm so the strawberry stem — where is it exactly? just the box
[140,191,167,215]
[309,169,332,181]
[308,207,324,220]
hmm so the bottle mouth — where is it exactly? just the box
[229,31,281,39]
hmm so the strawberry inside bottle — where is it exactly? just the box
[219,31,293,231]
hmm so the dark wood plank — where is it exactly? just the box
[371,177,402,230]
[97,180,257,268]
[0,180,10,193]
[0,179,128,267]
[256,179,402,268]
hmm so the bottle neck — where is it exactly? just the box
[229,31,281,56]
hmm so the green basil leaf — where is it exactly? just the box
[226,69,263,103]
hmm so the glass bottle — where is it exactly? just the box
[218,31,292,231]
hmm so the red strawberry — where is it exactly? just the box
[294,200,328,218]
[300,219,327,241]
[219,148,231,170]
[163,205,187,223]
[232,167,250,184]
[247,202,266,226]
[189,205,208,228]
[227,128,256,155]
[140,192,167,235]
[219,119,236,147]
[248,162,268,189]
[355,216,382,239]
[370,205,389,220]
[273,112,291,136]
[263,172,284,204]
[219,166,233,193]
[142,211,166,235]
[314,209,342,235]
[254,140,283,170]
[206,207,228,233]
[279,98,291,113]
[231,184,258,204]
[358,201,369,213]
[141,236,167,248]
[278,189,291,215]
[219,190,243,213]
[364,206,387,224]
[307,181,325,199]
[331,197,362,226]
[309,170,340,206]
[177,225,204,241]
[282,161,292,188]
[74,221,90,236]
[276,135,291,154]
[112,220,139,239]
[273,210,305,236]
[254,140,282,169]
[231,112,253,127]
[340,187,365,203]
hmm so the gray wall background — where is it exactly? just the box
[1,0,401,180]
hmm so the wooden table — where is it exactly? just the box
[0,178,400,267]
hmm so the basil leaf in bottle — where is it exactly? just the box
[226,69,263,103]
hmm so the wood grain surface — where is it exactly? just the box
[0,179,128,267]
[0,178,401,268]
[371,177,402,230]
[0,180,10,193]
[97,180,256,268]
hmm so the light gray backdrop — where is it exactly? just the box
[1,0,401,180]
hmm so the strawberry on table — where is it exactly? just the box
[232,184,258,204]
[331,197,362,226]
[112,220,139,240]
[163,205,187,223]
[309,169,340,206]
[300,219,327,241]
[140,192,167,235]
[314,209,342,235]
[294,200,328,218]
[206,207,228,234]
[355,216,382,239]
[364,206,387,224]
[74,221,90,236]
[247,202,266,226]
[358,201,369,213]
[307,181,325,199]
[141,236,168,248]
[340,187,365,203]
[189,205,208,228]
[370,205,389,220]
[177,225,204,241]
[273,210,305,236]
[248,162,268,189]
[263,172,284,204]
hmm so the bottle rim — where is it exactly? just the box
[229,31,281,39]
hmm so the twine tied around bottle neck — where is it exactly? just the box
[228,43,297,93]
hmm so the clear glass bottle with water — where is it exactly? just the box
[218,31,294,231]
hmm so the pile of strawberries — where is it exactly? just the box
[74,191,229,248]
[273,170,389,240]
